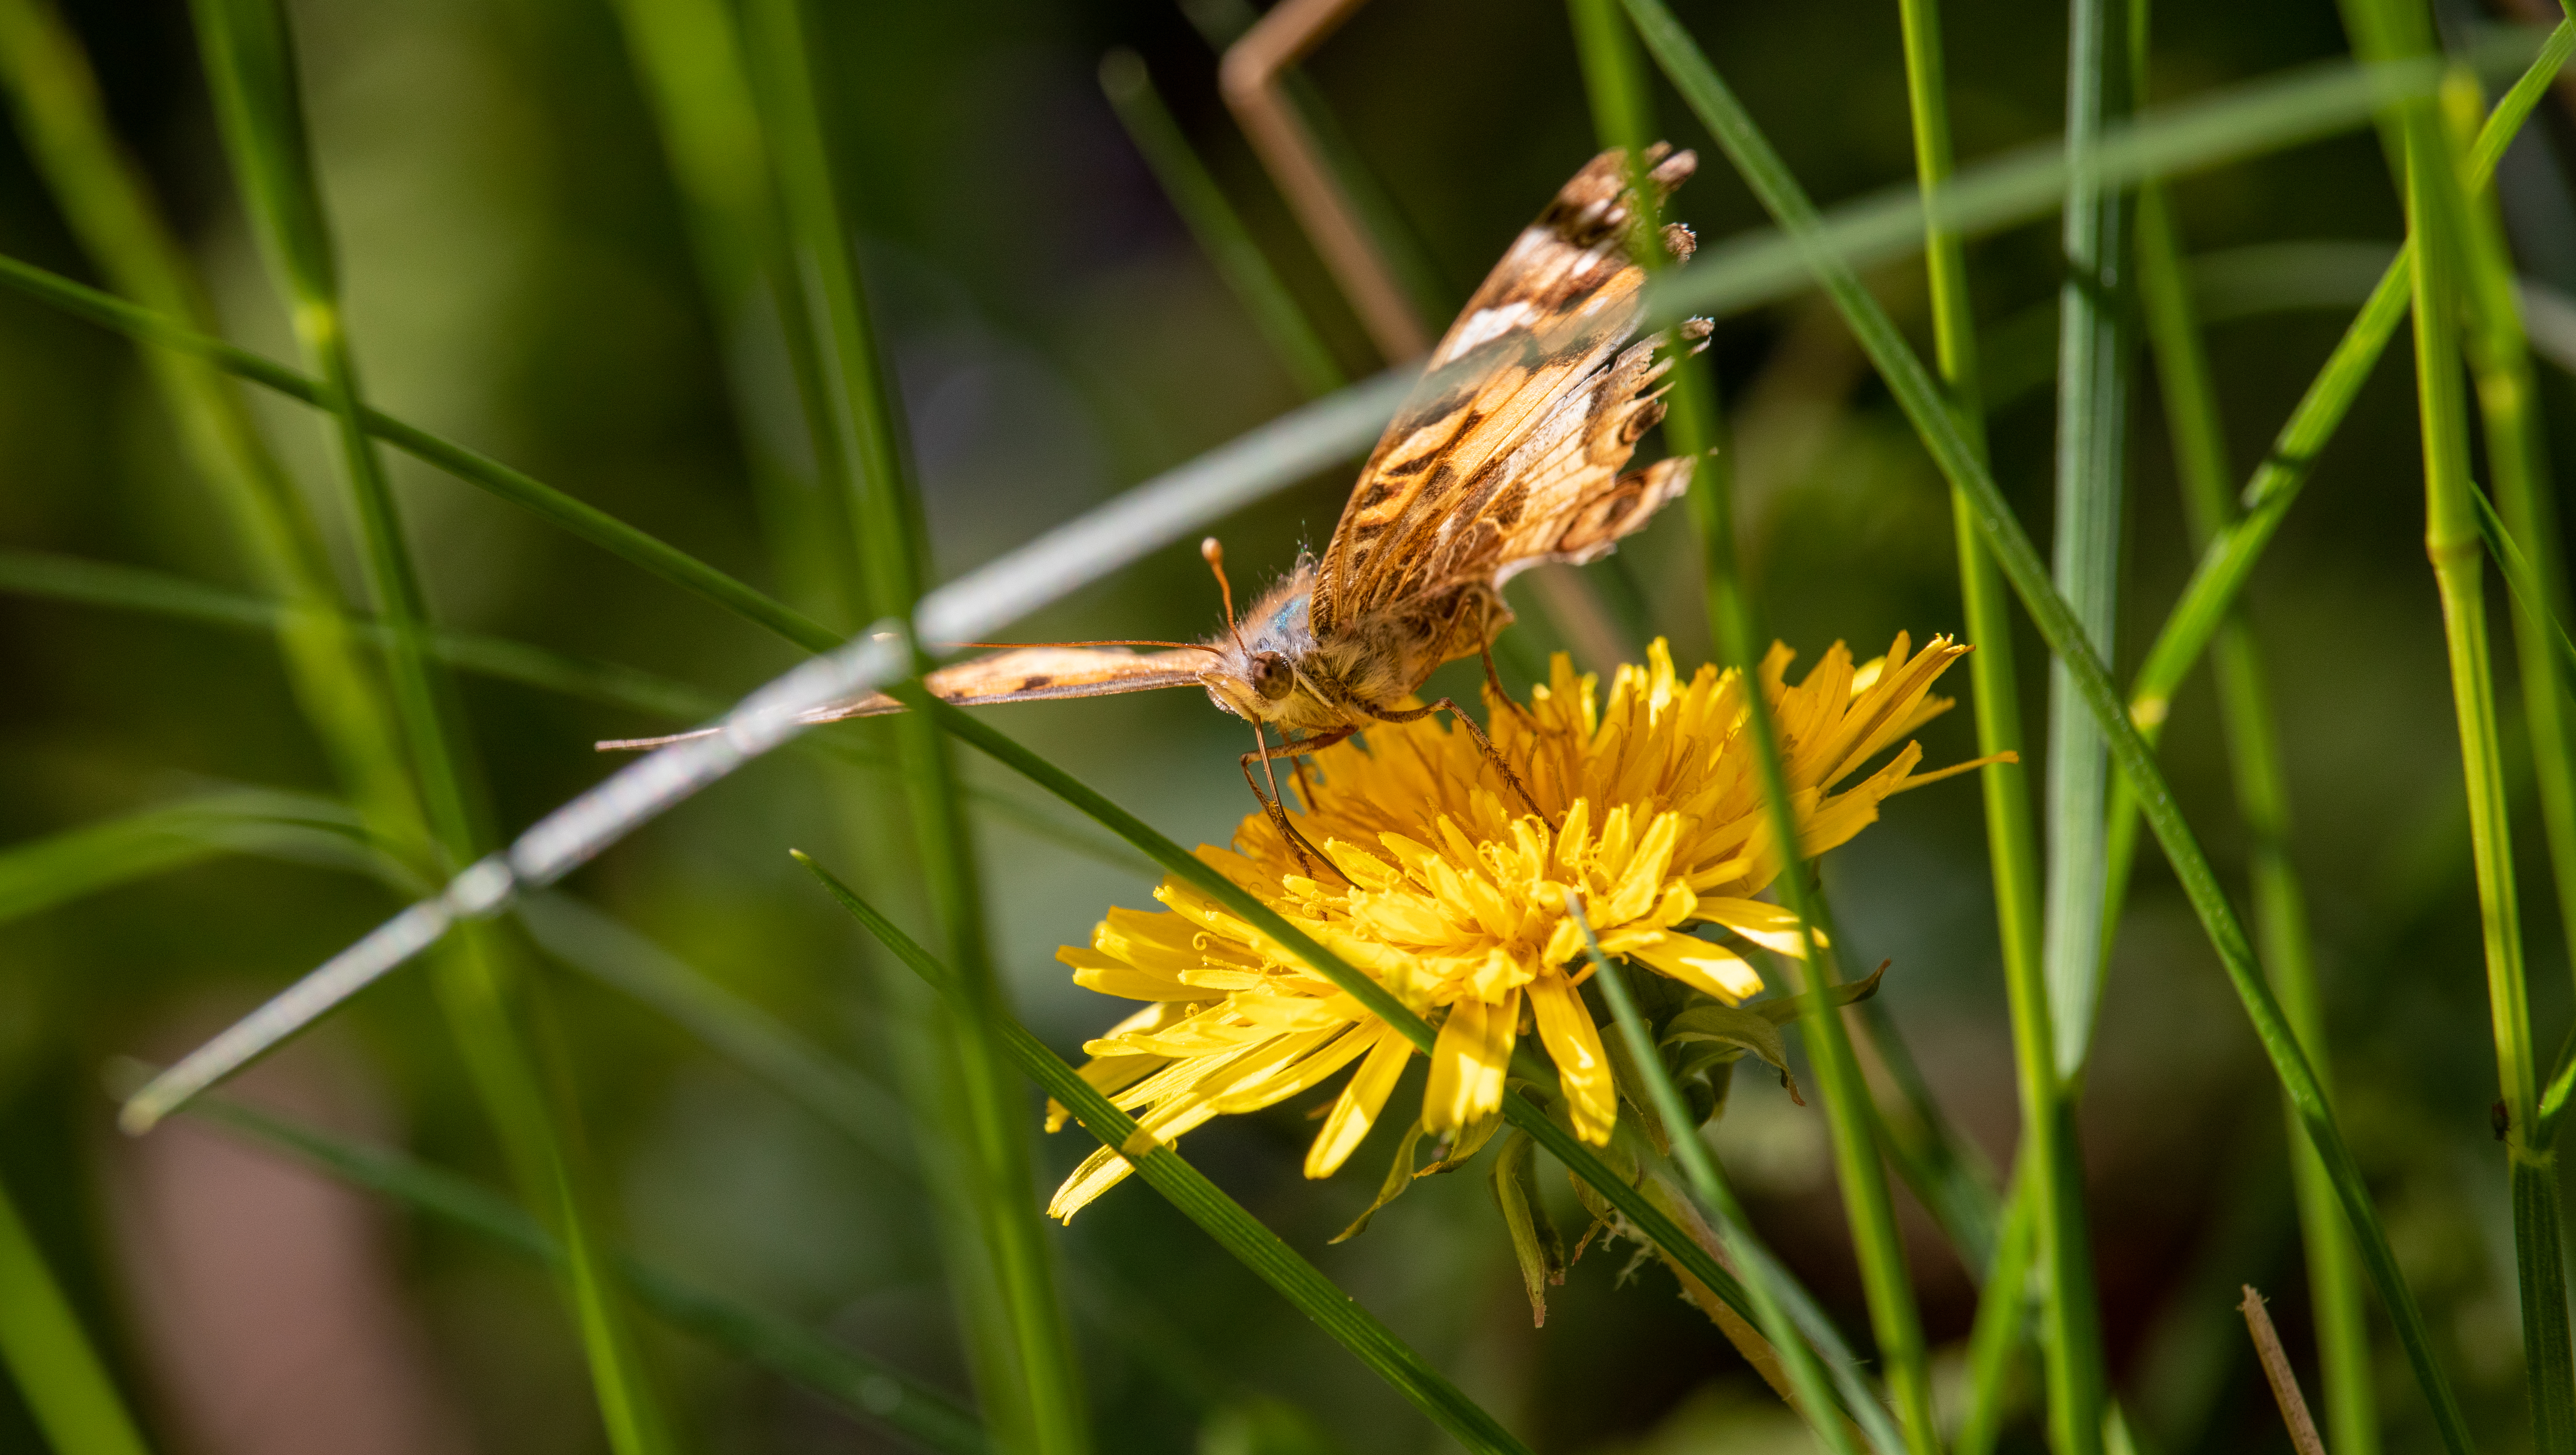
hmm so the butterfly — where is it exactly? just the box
[606,145,1710,869]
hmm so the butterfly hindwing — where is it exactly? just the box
[1312,146,1705,635]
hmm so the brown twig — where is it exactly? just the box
[1218,0,1429,361]
[2240,1284,2330,1455]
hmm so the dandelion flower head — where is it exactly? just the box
[1048,633,1973,1219]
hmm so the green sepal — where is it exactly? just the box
[1664,1001,1802,1105]
[1488,1129,1566,1326]
[1331,1118,1431,1244]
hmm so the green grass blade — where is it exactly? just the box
[0,0,425,862]
[160,1084,987,1455]
[0,790,383,925]
[741,3,1090,1449]
[1619,1,2477,1447]
[2425,53,2576,1453]
[1564,895,1863,1455]
[914,694,1903,1440]
[0,1173,155,1455]
[0,250,840,656]
[187,4,683,1450]
[0,548,729,724]
[1100,49,1345,399]
[2133,150,2381,1455]
[795,854,1538,1455]
[1894,0,2084,1437]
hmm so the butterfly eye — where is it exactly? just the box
[1249,651,1296,701]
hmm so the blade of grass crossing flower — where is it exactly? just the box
[187,5,681,1452]
[741,3,1090,1450]
[793,854,1536,1455]
[1564,893,1862,1455]
[1895,1,2081,1440]
[2132,154,2380,1455]
[2430,58,2576,1452]
[915,696,1905,1443]
[0,0,424,866]
[1100,49,1345,400]
[1620,2,2478,1448]
[1588,10,1947,1453]
[0,1174,155,1455]
[162,1086,988,1455]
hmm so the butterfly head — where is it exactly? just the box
[1196,537,1324,726]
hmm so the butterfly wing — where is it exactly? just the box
[1309,146,1706,636]
[596,646,1207,751]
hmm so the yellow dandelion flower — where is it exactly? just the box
[1046,632,1976,1220]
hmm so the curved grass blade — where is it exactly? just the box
[0,789,383,926]
[795,853,1534,1455]
[0,251,841,656]
[1619,1,2479,1447]
[153,1079,986,1455]
[0,1174,155,1455]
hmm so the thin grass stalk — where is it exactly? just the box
[1565,897,1863,1455]
[2132,172,2380,1455]
[1893,3,2088,1447]
[1099,49,1345,399]
[740,3,1089,1450]
[166,1088,991,1455]
[0,1173,154,1455]
[186,5,680,1451]
[794,855,1536,1455]
[915,694,1913,1439]
[1620,3,2477,1447]
[2436,62,2576,1451]
[0,0,421,865]
[1564,12,1939,1451]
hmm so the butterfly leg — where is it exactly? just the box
[1239,725,1352,885]
[1477,637,1536,725]
[1368,699,1549,824]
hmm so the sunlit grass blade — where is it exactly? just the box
[1619,1,2478,1448]
[1101,48,1345,399]
[0,1173,155,1455]
[795,854,1537,1455]
[2426,55,2576,1451]
[155,1080,988,1455]
[188,3,681,1450]
[2132,147,2379,1455]
[0,250,841,656]
[0,789,383,925]
[742,3,1088,1449]
[913,694,1905,1443]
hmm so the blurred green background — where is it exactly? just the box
[0,0,2565,1451]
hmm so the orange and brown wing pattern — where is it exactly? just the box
[1310,146,1704,634]
[596,647,1207,751]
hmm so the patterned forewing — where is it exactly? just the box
[1312,146,1701,633]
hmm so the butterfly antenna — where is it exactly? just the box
[949,639,1219,654]
[1203,536,1250,654]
